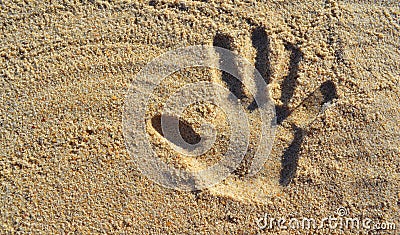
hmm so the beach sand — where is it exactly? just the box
[0,0,399,234]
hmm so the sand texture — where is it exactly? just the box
[0,0,399,234]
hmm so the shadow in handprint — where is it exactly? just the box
[248,26,272,111]
[213,33,247,100]
[275,42,305,186]
[212,30,338,186]
[252,27,272,83]
[276,42,303,124]
[279,80,338,186]
[279,125,305,186]
[255,40,337,186]
[320,80,339,104]
[151,114,201,146]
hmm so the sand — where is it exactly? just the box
[0,0,399,234]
